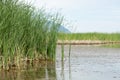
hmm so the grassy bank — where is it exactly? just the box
[0,0,63,70]
[58,33,120,41]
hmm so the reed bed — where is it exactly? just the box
[0,0,63,70]
[58,33,120,41]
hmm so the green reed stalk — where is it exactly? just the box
[0,0,63,70]
[61,43,64,61]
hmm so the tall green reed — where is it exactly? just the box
[0,0,63,70]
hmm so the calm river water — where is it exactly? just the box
[0,45,120,80]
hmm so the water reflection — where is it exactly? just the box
[69,58,72,80]
[56,45,72,80]
[1,45,120,80]
[0,61,57,80]
[56,57,72,80]
[61,60,65,80]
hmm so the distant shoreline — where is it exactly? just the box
[57,40,120,45]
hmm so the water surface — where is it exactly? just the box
[1,45,120,80]
[56,45,120,80]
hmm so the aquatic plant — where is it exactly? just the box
[0,0,63,70]
[58,33,120,41]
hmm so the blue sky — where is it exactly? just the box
[26,0,120,33]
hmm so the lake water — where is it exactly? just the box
[0,45,120,80]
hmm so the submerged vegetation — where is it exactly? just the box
[0,0,63,70]
[58,33,120,41]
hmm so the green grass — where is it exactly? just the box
[58,33,120,41]
[0,0,63,70]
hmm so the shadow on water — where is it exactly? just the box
[0,61,57,80]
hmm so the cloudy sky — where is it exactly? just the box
[26,0,120,33]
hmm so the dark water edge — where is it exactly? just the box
[0,61,56,80]
[0,45,120,80]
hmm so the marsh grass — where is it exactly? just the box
[58,33,120,41]
[0,0,63,70]
[61,43,64,61]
